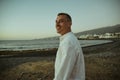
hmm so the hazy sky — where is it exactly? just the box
[0,0,120,40]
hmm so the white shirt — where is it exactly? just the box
[54,32,85,80]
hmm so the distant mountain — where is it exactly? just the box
[75,24,120,37]
[36,24,120,40]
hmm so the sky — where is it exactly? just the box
[0,0,120,40]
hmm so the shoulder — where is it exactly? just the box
[67,33,78,45]
[61,33,77,47]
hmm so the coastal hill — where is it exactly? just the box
[40,24,120,40]
[75,24,120,37]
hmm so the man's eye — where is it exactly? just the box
[59,20,64,23]
[56,20,65,23]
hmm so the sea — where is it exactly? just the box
[0,39,112,51]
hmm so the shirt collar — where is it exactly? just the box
[60,32,73,41]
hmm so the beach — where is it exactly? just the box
[0,40,120,80]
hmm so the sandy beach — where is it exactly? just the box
[0,40,120,80]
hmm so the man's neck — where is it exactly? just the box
[61,30,71,36]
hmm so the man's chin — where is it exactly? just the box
[57,31,61,34]
[57,30,60,33]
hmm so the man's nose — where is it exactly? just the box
[56,21,60,26]
[56,21,59,24]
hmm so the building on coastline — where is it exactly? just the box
[99,33,118,39]
[115,32,120,38]
[78,32,120,39]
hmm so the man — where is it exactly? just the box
[54,13,85,80]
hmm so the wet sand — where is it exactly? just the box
[0,40,120,80]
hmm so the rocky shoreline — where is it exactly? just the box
[0,40,120,80]
[0,40,117,58]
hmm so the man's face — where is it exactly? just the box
[55,15,71,35]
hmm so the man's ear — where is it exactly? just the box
[69,22,72,26]
[71,22,72,25]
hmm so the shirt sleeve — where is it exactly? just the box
[54,42,77,80]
